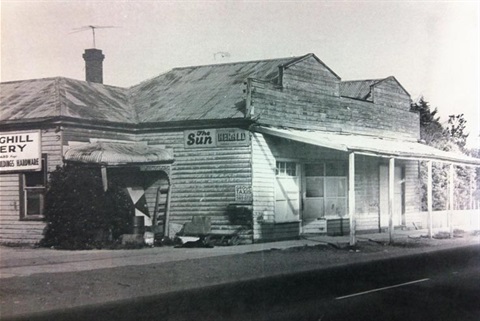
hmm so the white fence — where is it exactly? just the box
[409,209,480,231]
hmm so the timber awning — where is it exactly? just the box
[253,126,480,166]
[64,142,174,166]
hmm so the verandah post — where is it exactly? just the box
[388,157,395,244]
[448,163,454,238]
[427,160,433,239]
[101,166,108,192]
[349,152,356,246]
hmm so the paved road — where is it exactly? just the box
[5,244,479,321]
[323,265,479,321]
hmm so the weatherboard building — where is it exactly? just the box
[1,49,479,244]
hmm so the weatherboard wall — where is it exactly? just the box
[138,128,253,234]
[62,126,135,146]
[282,55,340,96]
[0,125,136,244]
[371,77,411,110]
[248,79,419,141]
[0,128,62,244]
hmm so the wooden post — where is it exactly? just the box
[101,166,108,192]
[348,152,356,246]
[427,161,433,239]
[388,158,395,244]
[448,163,454,238]
[470,170,474,210]
[164,184,172,238]
[153,187,161,229]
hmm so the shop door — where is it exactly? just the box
[275,162,300,222]
[379,165,404,228]
[303,172,324,222]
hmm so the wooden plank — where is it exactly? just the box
[254,222,300,241]
[62,127,134,143]
[251,83,419,140]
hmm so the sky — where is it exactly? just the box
[1,0,479,147]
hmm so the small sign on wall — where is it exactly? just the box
[217,129,249,147]
[184,129,249,148]
[0,131,41,172]
[235,185,253,203]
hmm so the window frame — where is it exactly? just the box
[19,154,47,221]
[304,161,348,218]
[274,160,301,223]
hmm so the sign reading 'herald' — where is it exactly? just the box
[0,131,42,172]
[184,129,249,148]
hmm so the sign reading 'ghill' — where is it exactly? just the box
[0,131,42,172]
[184,129,249,148]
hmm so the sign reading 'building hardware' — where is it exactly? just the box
[184,129,249,148]
[0,131,41,172]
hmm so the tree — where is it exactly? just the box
[410,97,443,147]
[411,98,449,210]
[41,165,134,249]
[445,114,469,151]
[444,114,475,209]
[467,148,480,208]
[410,98,476,211]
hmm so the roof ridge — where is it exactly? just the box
[171,55,303,71]
[0,76,61,85]
[341,78,385,84]
[55,78,68,117]
[128,55,304,90]
[0,76,128,90]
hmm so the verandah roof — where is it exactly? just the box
[64,142,174,166]
[253,126,480,166]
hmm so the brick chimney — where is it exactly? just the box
[83,49,105,83]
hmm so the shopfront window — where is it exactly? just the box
[21,155,47,219]
[305,161,347,218]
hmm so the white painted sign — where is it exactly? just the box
[235,185,253,203]
[0,131,41,172]
[217,129,249,147]
[184,129,249,148]
[184,129,216,148]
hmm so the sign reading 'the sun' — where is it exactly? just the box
[184,128,249,149]
[0,131,42,172]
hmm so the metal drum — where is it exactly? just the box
[132,216,145,235]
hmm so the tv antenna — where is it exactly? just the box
[70,25,118,48]
[214,51,231,60]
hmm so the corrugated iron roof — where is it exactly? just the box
[129,57,297,122]
[0,77,135,123]
[339,79,381,100]
[0,78,61,120]
[254,126,480,166]
[340,76,410,101]
[1,56,300,124]
[64,142,174,165]
[60,78,136,123]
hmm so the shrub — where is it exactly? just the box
[41,165,133,249]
